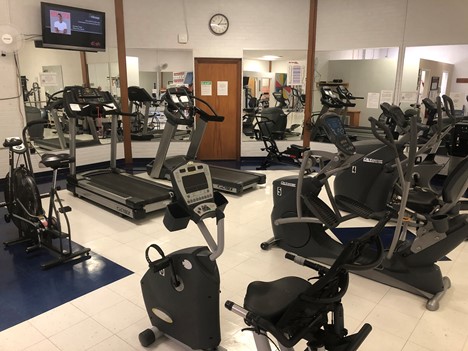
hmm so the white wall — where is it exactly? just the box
[243,59,270,73]
[123,0,310,56]
[402,45,468,110]
[2,0,468,175]
[328,59,398,126]
[19,40,83,97]
[317,0,408,50]
[126,49,193,73]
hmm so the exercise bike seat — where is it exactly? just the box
[406,189,441,214]
[244,276,311,324]
[290,144,309,151]
[40,153,75,170]
[406,156,468,215]
[3,137,23,148]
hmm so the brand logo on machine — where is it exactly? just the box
[182,259,193,270]
[116,206,132,216]
[352,166,357,174]
[363,157,383,164]
[277,187,282,197]
[214,184,236,193]
[280,181,296,188]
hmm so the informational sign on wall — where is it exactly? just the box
[173,72,185,86]
[366,92,380,109]
[201,81,212,96]
[287,61,305,86]
[380,90,394,104]
[217,81,228,96]
[400,91,418,103]
[39,72,58,86]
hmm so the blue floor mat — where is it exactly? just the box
[0,222,133,332]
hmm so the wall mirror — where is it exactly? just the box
[242,50,307,150]
[241,47,399,156]
[400,44,468,119]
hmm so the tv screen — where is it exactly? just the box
[41,2,106,52]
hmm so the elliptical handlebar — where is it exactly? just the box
[441,94,461,124]
[368,116,396,149]
[436,96,443,135]
[404,114,418,182]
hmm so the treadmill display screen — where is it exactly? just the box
[182,172,209,194]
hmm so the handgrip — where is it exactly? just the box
[368,116,395,148]
[285,252,329,274]
[436,96,443,135]
[404,115,418,182]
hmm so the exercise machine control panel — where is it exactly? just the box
[63,86,118,118]
[319,113,356,155]
[171,161,216,219]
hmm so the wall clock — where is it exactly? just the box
[209,13,229,35]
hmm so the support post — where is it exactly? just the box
[80,52,90,88]
[114,0,133,165]
[302,0,318,148]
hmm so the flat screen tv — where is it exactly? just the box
[40,2,106,52]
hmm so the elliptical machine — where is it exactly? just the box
[262,111,468,310]
[2,120,90,269]
[139,160,228,350]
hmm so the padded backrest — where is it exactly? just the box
[272,91,288,108]
[442,156,468,204]
[261,107,287,133]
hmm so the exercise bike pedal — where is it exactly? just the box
[58,206,72,213]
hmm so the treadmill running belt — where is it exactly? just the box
[209,166,265,186]
[89,172,170,204]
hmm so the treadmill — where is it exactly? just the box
[34,89,101,150]
[64,86,172,219]
[147,87,266,194]
[128,86,190,141]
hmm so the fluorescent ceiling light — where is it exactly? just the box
[259,55,282,60]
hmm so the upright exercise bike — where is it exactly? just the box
[2,120,90,269]
[139,160,228,350]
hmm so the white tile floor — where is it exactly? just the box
[1,169,468,351]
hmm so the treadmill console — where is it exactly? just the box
[63,86,118,118]
[171,161,216,219]
[319,113,356,155]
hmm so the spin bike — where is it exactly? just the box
[139,160,228,350]
[2,120,90,269]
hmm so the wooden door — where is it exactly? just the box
[194,58,241,161]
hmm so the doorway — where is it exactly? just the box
[194,58,241,161]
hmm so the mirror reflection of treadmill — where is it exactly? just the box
[34,111,101,151]
[128,86,190,141]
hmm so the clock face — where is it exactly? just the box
[209,14,229,35]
